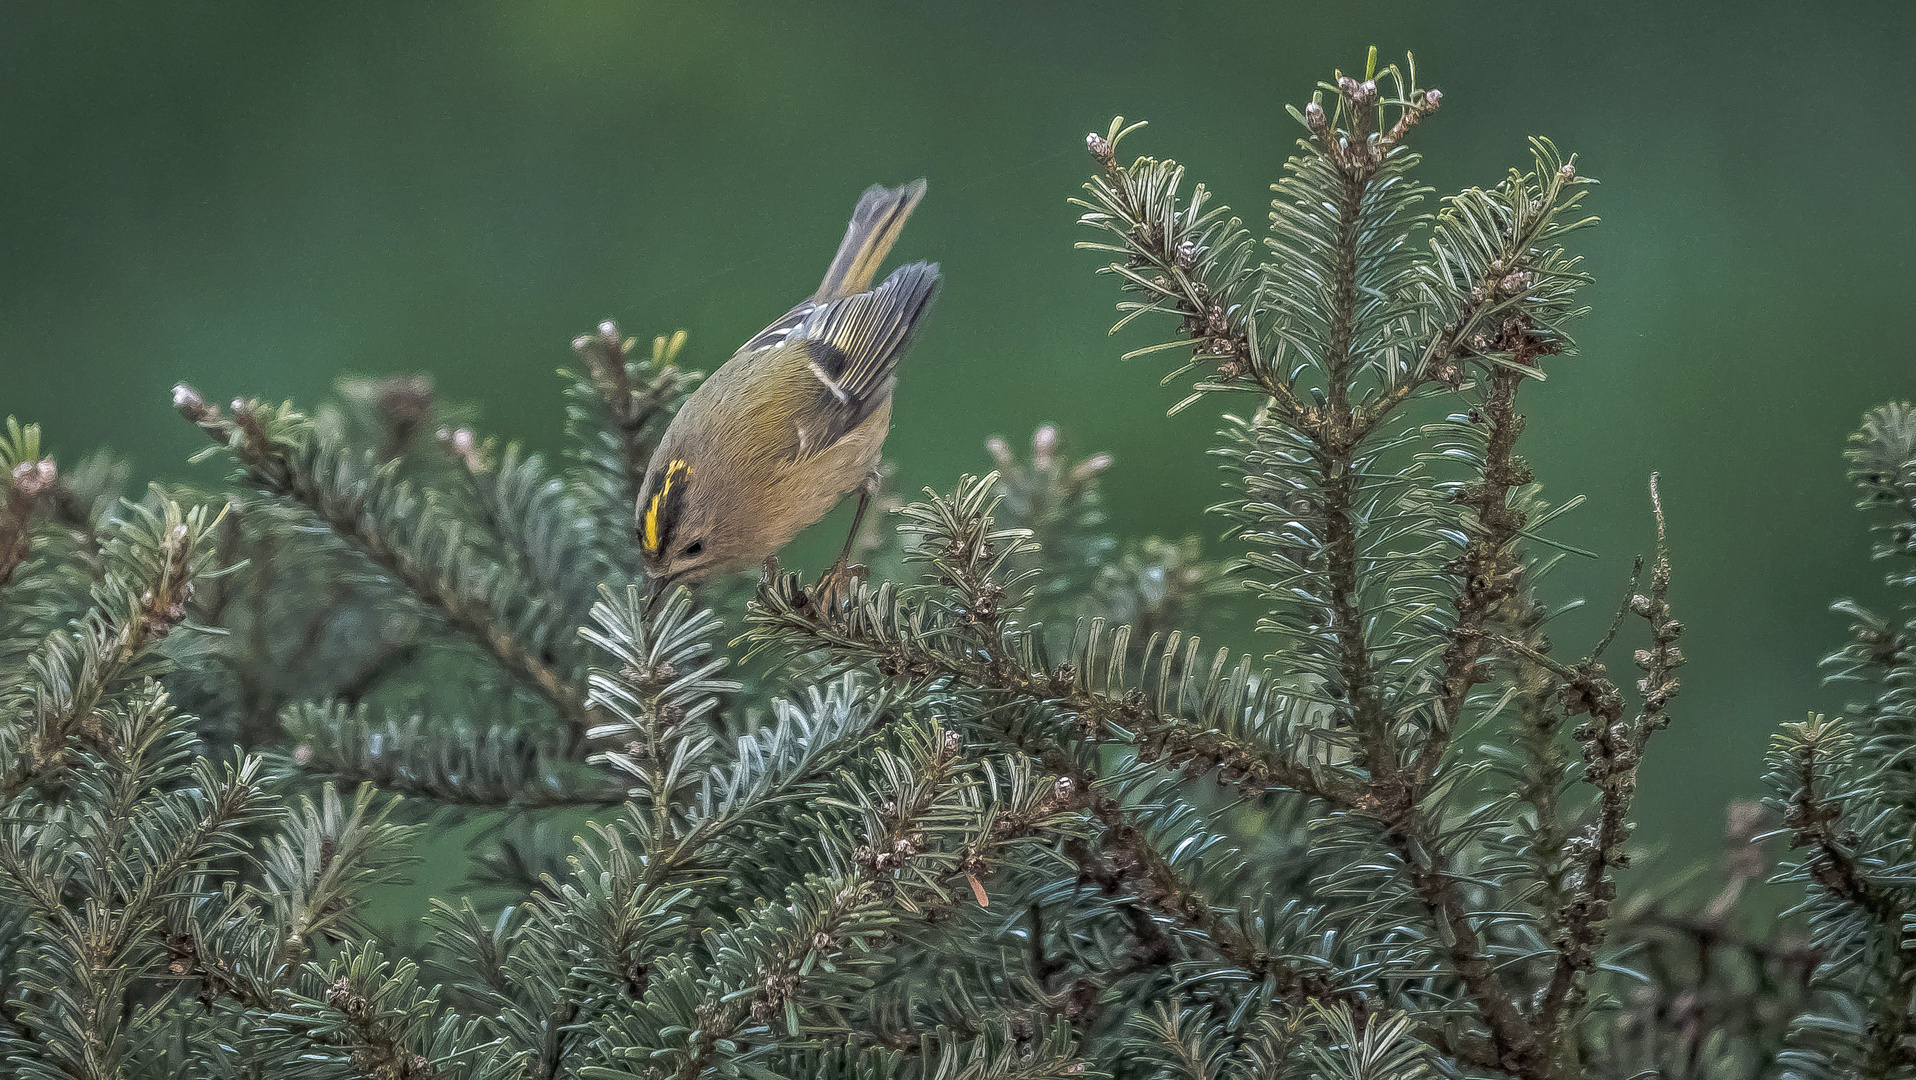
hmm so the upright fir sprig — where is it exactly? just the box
[565,322,699,566]
[1825,402,1916,722]
[583,721,1089,1080]
[986,425,1232,642]
[1765,403,1916,1080]
[1066,51,1658,1080]
[986,424,1115,609]
[582,583,741,831]
[0,494,225,802]
[0,418,123,608]
[427,589,901,1077]
[436,429,610,628]
[0,685,266,1080]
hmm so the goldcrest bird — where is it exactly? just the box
[637,180,939,591]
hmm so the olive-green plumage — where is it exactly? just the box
[638,181,939,585]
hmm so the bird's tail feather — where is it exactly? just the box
[815,179,927,301]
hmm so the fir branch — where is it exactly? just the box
[748,477,1376,1019]
[1846,401,1916,575]
[1352,138,1595,445]
[0,497,217,802]
[465,660,885,1076]
[285,702,628,810]
[1076,118,1286,418]
[580,583,740,834]
[1303,1003,1437,1080]
[436,428,608,620]
[966,689,1361,1017]
[600,729,1081,1080]
[174,386,599,744]
[152,781,420,1080]
[1321,439,1398,777]
[569,321,696,519]
[1773,715,1916,1077]
[1086,797,1355,1010]
[1481,561,1577,965]
[0,688,267,1080]
[1392,830,1548,1077]
[270,943,517,1080]
[748,565,1358,807]
[921,1018,1101,1080]
[1423,367,1532,778]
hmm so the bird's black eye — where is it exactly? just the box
[681,540,704,558]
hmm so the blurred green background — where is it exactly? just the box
[5,0,1914,871]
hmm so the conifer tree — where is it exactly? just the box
[2,47,1907,1080]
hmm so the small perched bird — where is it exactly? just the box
[637,181,939,592]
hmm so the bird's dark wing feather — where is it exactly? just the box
[737,298,817,355]
[791,260,940,455]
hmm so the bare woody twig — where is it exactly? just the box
[1540,475,1681,1033]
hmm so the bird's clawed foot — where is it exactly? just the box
[813,559,868,608]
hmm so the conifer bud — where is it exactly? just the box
[439,427,482,471]
[1423,88,1442,110]
[1304,100,1327,134]
[10,459,54,497]
[1032,424,1058,462]
[1071,454,1113,484]
[985,436,1013,470]
[1032,429,1062,474]
[172,383,213,422]
[1086,131,1117,175]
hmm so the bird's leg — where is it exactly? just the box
[817,473,879,605]
[834,478,876,569]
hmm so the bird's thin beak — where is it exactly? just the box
[643,571,677,618]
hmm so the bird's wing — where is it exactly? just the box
[789,260,940,456]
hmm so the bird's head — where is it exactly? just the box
[637,456,734,590]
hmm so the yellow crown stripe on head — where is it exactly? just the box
[643,460,690,555]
